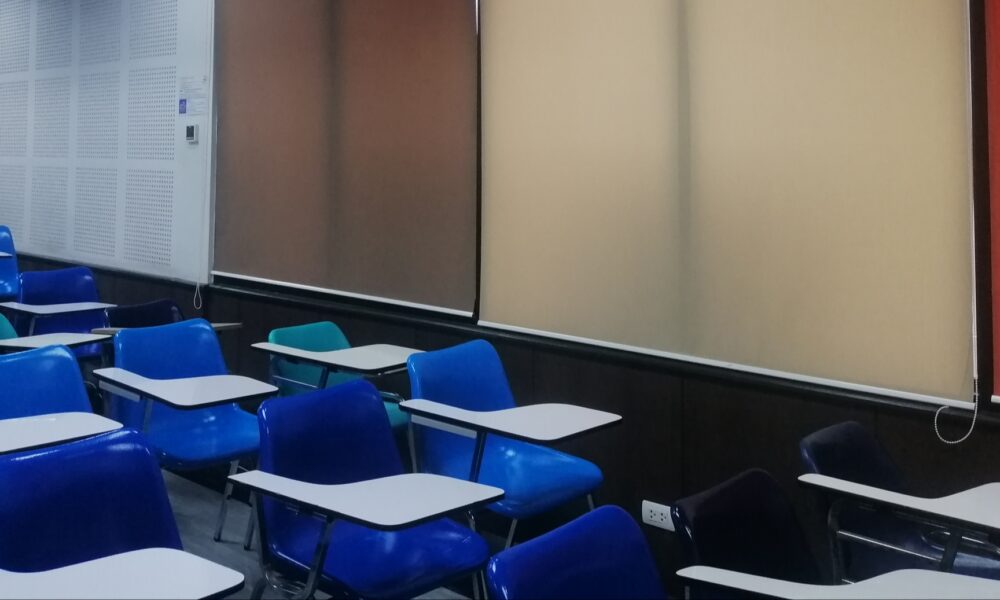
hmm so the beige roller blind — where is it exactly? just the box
[480,0,973,401]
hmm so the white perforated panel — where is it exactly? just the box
[35,0,72,71]
[29,166,68,252]
[80,0,121,66]
[74,168,117,258]
[33,76,70,158]
[0,0,30,75]
[129,0,176,60]
[127,66,175,160]
[124,169,172,266]
[0,80,29,157]
[0,165,26,236]
[77,71,119,159]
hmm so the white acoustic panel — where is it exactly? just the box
[33,76,71,158]
[0,165,26,236]
[127,66,175,160]
[129,0,176,60]
[80,0,121,66]
[0,0,30,75]
[29,166,68,252]
[77,71,119,159]
[35,0,73,71]
[74,167,117,258]
[124,169,172,266]
[0,80,29,157]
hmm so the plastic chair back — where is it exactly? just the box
[106,299,185,328]
[408,339,516,474]
[486,505,666,600]
[0,313,15,340]
[0,226,18,299]
[672,469,821,585]
[268,321,354,395]
[800,421,906,492]
[16,266,105,337]
[0,429,181,571]
[0,345,91,419]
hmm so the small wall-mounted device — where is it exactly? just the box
[185,124,198,144]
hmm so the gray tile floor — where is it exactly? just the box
[164,471,466,600]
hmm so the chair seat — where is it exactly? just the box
[144,405,259,470]
[269,516,489,599]
[436,438,603,519]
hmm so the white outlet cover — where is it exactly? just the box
[642,499,675,532]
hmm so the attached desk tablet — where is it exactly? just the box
[0,301,116,335]
[399,400,622,480]
[0,412,122,455]
[799,473,1000,572]
[251,343,422,389]
[0,252,11,258]
[0,332,110,352]
[94,368,277,428]
[0,547,245,599]
[677,566,1000,599]
[92,322,243,335]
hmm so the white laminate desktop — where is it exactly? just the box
[0,548,244,599]
[251,342,421,376]
[0,252,11,258]
[230,471,503,529]
[92,322,243,335]
[799,474,1000,532]
[93,368,277,409]
[0,332,110,350]
[399,400,622,443]
[0,412,122,454]
[0,301,116,315]
[677,566,1000,599]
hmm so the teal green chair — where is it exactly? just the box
[0,314,15,340]
[268,321,408,428]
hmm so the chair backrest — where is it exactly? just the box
[486,505,666,600]
[0,345,91,419]
[267,321,354,395]
[256,380,403,560]
[16,266,105,335]
[110,319,228,428]
[0,226,18,299]
[671,469,820,585]
[105,299,185,328]
[0,429,181,571]
[0,313,15,340]
[799,421,905,492]
[408,339,516,474]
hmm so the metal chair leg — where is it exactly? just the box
[587,493,595,512]
[213,459,240,542]
[243,497,256,550]
[250,576,268,600]
[505,519,518,549]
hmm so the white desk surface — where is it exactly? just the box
[0,252,11,258]
[230,471,503,530]
[0,412,122,455]
[799,474,1000,532]
[251,342,421,375]
[94,368,277,409]
[0,301,115,315]
[0,332,110,349]
[400,400,622,443]
[677,566,1000,599]
[92,322,243,335]
[0,547,244,599]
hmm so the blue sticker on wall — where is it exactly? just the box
[179,98,187,114]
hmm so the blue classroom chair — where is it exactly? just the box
[0,225,18,300]
[486,505,666,600]
[105,298,185,328]
[408,339,603,547]
[16,266,106,358]
[0,345,92,419]
[267,321,408,429]
[801,421,1000,581]
[0,313,16,340]
[252,380,489,600]
[107,319,259,542]
[0,429,181,572]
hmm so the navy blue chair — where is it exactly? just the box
[16,266,106,358]
[105,299,185,328]
[108,319,259,541]
[671,469,821,597]
[0,429,181,571]
[801,421,1000,581]
[253,379,489,600]
[0,345,92,419]
[486,505,666,600]
[408,339,603,547]
[0,225,18,300]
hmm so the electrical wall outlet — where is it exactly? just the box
[642,500,674,531]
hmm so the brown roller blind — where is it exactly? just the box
[214,0,478,312]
